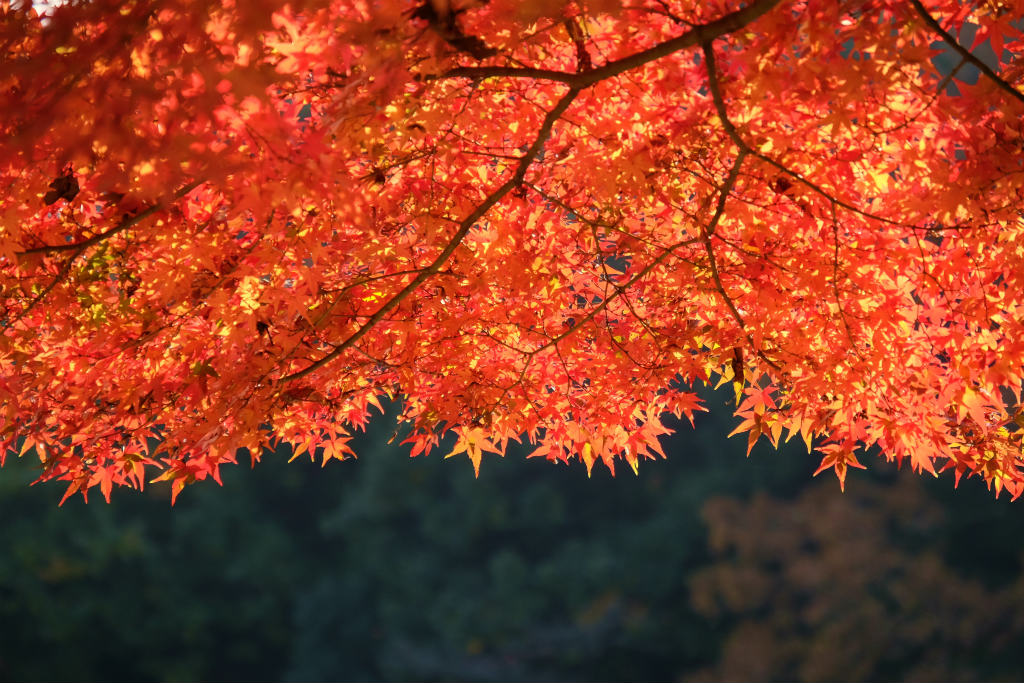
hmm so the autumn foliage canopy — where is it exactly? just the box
[2,0,1024,502]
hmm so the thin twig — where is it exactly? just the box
[282,87,582,382]
[21,179,204,255]
[908,0,1024,106]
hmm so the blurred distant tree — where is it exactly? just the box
[1,399,802,682]
[690,476,1024,682]
[2,395,1023,681]
[0,454,302,682]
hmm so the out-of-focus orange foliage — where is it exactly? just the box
[690,477,1024,681]
[1,0,1024,502]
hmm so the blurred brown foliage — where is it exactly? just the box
[689,475,1024,682]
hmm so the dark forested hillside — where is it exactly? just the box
[2,394,1023,682]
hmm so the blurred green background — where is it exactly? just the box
[2,391,1024,682]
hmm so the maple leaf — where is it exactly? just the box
[813,445,867,493]
[42,166,79,205]
[444,426,502,477]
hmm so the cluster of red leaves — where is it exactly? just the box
[1,0,1023,503]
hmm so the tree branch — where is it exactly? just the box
[696,151,768,358]
[574,0,782,88]
[10,246,85,325]
[21,179,204,255]
[9,179,204,327]
[437,0,783,88]
[436,66,578,84]
[908,0,1024,107]
[701,42,917,230]
[281,87,582,382]
[287,0,786,382]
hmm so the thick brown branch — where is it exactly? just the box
[575,0,782,88]
[437,66,578,84]
[438,0,782,87]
